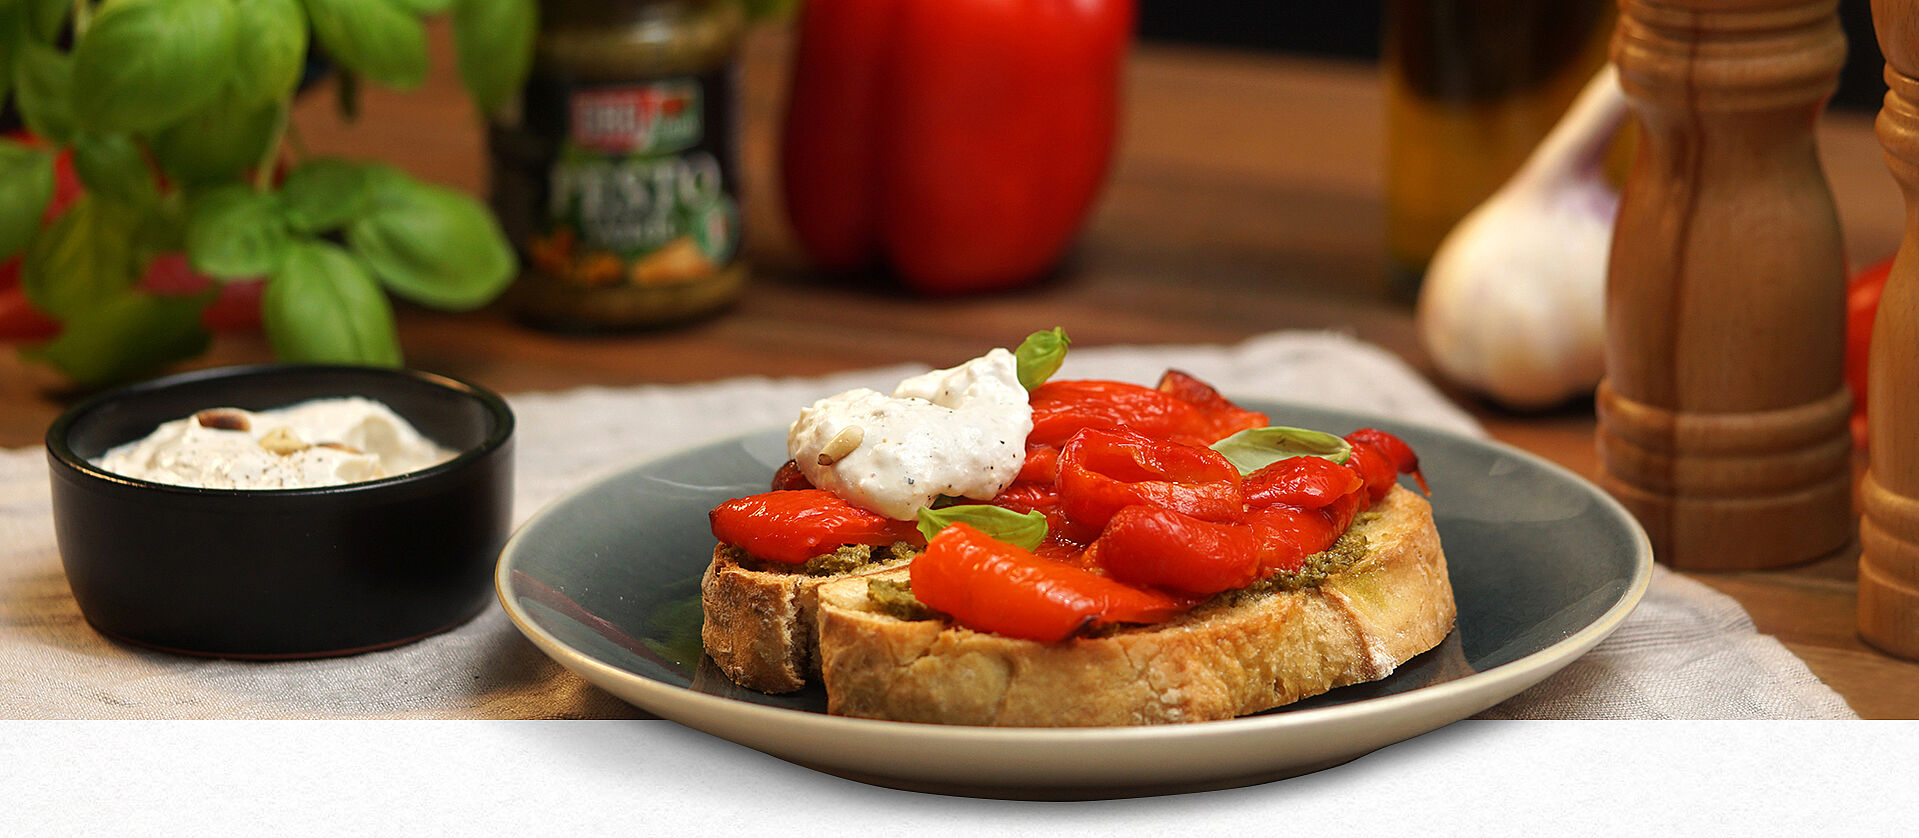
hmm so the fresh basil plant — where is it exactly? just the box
[0,0,537,386]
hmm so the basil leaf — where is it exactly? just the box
[21,289,213,386]
[334,68,361,122]
[0,16,16,110]
[148,86,280,185]
[278,158,373,233]
[22,0,69,43]
[229,0,308,105]
[128,192,190,256]
[0,140,54,261]
[917,505,1048,551]
[70,132,160,208]
[346,174,515,310]
[1015,327,1070,390]
[186,186,290,279]
[305,0,429,91]
[13,40,76,145]
[451,0,536,115]
[264,240,402,366]
[1210,426,1352,475]
[21,195,144,320]
[71,0,239,134]
[391,0,454,12]
[741,0,797,20]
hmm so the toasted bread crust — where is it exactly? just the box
[813,486,1454,725]
[699,546,912,693]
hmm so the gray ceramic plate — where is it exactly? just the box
[497,401,1652,799]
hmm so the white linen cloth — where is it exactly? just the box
[0,331,1854,719]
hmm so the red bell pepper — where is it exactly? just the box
[779,0,1133,293]
[1847,256,1891,447]
[0,284,61,343]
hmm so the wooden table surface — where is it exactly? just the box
[4,24,1913,719]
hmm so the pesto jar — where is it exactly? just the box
[490,0,746,330]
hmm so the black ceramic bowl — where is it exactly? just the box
[45,365,515,659]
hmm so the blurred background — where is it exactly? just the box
[1138,0,1888,113]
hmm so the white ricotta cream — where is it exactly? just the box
[94,397,456,490]
[789,347,1033,520]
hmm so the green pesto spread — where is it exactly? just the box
[726,541,922,576]
[866,578,938,622]
[1220,510,1381,605]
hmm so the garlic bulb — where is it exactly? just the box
[1416,65,1626,410]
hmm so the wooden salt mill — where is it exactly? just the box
[1598,0,1853,570]
[1861,0,1919,658]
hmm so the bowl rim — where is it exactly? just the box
[45,363,515,498]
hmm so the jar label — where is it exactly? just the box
[568,80,703,155]
[525,73,740,288]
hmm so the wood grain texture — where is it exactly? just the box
[1859,0,1919,659]
[1,22,1912,716]
[1599,0,1854,570]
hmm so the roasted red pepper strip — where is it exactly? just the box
[1343,437,1402,503]
[1244,505,1343,574]
[1345,428,1426,493]
[769,460,814,491]
[1016,444,1060,484]
[1095,430,1419,591]
[984,481,1059,517]
[1057,428,1243,535]
[982,482,1086,561]
[1097,489,1356,592]
[709,489,922,564]
[910,522,1184,642]
[1156,369,1271,442]
[1031,379,1252,448]
[1243,454,1363,509]
[780,0,1132,293]
[1097,505,1263,595]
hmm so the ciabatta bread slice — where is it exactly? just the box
[813,485,1453,726]
[700,543,917,693]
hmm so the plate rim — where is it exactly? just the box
[496,400,1653,746]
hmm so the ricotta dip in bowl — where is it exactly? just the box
[94,397,456,490]
[46,365,514,658]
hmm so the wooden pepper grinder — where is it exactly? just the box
[1597,0,1853,570]
[1861,0,1919,658]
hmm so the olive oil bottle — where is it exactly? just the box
[1383,0,1615,303]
